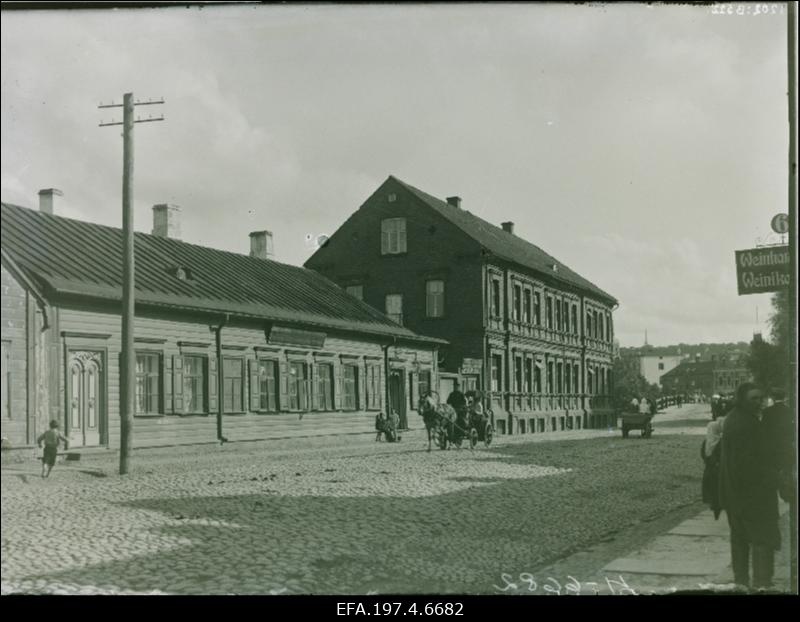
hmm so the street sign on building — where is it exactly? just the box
[735,246,790,295]
[460,358,483,375]
[771,213,789,234]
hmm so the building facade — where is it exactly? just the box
[305,176,618,434]
[1,197,443,450]
[639,354,684,387]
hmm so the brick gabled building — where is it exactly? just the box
[305,176,618,434]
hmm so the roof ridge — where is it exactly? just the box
[388,179,616,303]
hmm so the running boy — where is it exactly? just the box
[37,420,69,478]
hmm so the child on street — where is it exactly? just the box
[37,420,69,478]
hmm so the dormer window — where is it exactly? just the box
[381,218,407,255]
[170,266,193,281]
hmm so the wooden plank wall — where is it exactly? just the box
[57,307,436,449]
[1,264,29,445]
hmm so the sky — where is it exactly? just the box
[1,2,791,347]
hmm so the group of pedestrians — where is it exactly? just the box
[701,383,794,591]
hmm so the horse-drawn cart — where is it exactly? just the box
[620,412,654,439]
[419,393,494,451]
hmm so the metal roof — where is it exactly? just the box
[0,202,445,344]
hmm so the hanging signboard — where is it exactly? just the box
[460,358,483,375]
[735,246,790,295]
[268,325,327,349]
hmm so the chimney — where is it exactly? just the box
[249,230,274,260]
[501,221,515,234]
[152,204,182,239]
[38,188,63,215]
[446,196,461,209]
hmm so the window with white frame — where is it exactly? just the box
[135,352,161,415]
[345,285,364,301]
[426,280,445,318]
[490,355,502,392]
[367,364,382,409]
[343,364,359,410]
[385,294,403,325]
[257,359,279,412]
[288,361,309,411]
[381,218,407,255]
[316,363,334,410]
[183,355,207,414]
[513,285,522,321]
[523,290,531,324]
[491,280,501,317]
[223,357,244,413]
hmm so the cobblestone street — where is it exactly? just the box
[2,406,709,595]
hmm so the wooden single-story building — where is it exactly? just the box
[1,194,445,450]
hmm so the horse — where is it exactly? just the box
[418,395,456,452]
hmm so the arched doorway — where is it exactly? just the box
[66,351,104,447]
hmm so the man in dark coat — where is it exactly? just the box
[761,388,795,504]
[718,382,780,589]
[446,381,467,442]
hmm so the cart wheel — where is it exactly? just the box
[469,428,479,449]
[484,425,493,447]
[622,426,629,439]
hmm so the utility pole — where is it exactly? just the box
[99,93,164,475]
[787,1,798,594]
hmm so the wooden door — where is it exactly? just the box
[67,350,104,447]
[389,370,407,429]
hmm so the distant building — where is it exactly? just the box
[639,354,684,387]
[660,361,715,397]
[305,175,618,434]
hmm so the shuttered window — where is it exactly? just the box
[183,355,207,414]
[366,364,382,410]
[572,306,578,334]
[343,364,358,410]
[135,352,161,415]
[418,370,431,401]
[1,341,9,420]
[546,297,553,329]
[257,359,279,412]
[381,218,407,255]
[288,362,309,411]
[223,358,244,413]
[316,363,334,411]
[534,292,541,325]
[512,285,521,321]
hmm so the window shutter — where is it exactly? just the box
[398,219,407,252]
[172,355,184,413]
[334,363,343,410]
[381,229,388,254]
[248,358,260,412]
[412,372,420,410]
[311,363,320,411]
[357,361,366,410]
[279,360,288,411]
[163,355,173,414]
[208,355,218,413]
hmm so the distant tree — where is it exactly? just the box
[612,357,660,412]
[746,291,790,390]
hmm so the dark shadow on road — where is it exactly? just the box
[10,435,705,595]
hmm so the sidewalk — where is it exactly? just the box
[601,501,793,594]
